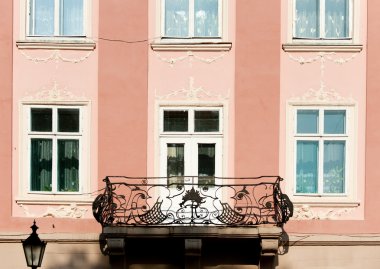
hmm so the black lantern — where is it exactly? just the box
[22,220,47,269]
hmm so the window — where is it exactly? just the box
[162,0,222,38]
[26,105,84,193]
[28,0,86,37]
[293,0,352,40]
[159,107,223,185]
[293,107,351,196]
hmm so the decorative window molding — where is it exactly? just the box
[287,0,361,45]
[158,106,224,185]
[154,0,229,49]
[19,102,90,203]
[286,103,357,205]
[19,0,94,48]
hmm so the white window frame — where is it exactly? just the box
[159,106,223,178]
[289,0,359,44]
[158,0,228,43]
[21,103,89,197]
[20,0,92,41]
[286,104,357,204]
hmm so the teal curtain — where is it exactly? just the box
[296,141,319,193]
[58,140,79,192]
[194,0,219,37]
[31,139,52,191]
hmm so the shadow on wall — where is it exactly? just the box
[44,244,109,269]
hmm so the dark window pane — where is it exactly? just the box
[31,108,52,132]
[198,144,215,185]
[58,108,80,132]
[31,139,52,191]
[58,139,79,192]
[164,111,188,132]
[195,111,219,132]
[167,144,185,185]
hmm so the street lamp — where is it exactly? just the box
[22,220,47,269]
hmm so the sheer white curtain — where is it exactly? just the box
[194,0,219,37]
[323,141,345,193]
[32,0,55,36]
[295,0,319,38]
[60,0,84,36]
[325,0,349,38]
[165,0,189,37]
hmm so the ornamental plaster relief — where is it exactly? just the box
[154,51,227,67]
[288,85,355,105]
[291,204,354,220]
[287,52,360,102]
[23,81,87,102]
[20,50,93,65]
[155,77,229,101]
[19,204,88,219]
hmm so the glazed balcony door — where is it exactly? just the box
[160,137,222,185]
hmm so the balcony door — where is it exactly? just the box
[160,137,222,185]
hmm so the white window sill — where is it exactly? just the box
[282,43,363,52]
[151,42,232,51]
[16,195,94,205]
[292,200,360,207]
[16,39,96,50]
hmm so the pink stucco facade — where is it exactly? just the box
[2,0,380,268]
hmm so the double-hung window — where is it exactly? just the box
[293,0,352,40]
[294,108,349,195]
[162,0,222,38]
[28,0,85,37]
[27,106,83,193]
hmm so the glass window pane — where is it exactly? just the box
[60,0,84,36]
[194,0,219,37]
[165,0,189,37]
[324,141,345,193]
[164,111,188,132]
[31,139,52,191]
[294,0,320,38]
[31,0,55,36]
[325,0,349,38]
[194,111,219,132]
[297,110,319,134]
[31,108,52,132]
[58,109,80,132]
[198,144,215,185]
[324,110,346,134]
[296,141,318,193]
[58,139,79,192]
[167,144,185,185]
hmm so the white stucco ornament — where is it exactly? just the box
[292,205,354,220]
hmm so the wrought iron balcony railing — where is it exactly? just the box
[92,176,293,227]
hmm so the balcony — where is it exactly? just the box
[92,176,293,268]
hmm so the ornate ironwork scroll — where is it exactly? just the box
[93,176,293,227]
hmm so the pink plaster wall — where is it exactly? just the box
[147,1,236,177]
[8,0,100,232]
[98,0,148,179]
[279,0,380,234]
[235,0,281,176]
[0,0,13,230]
